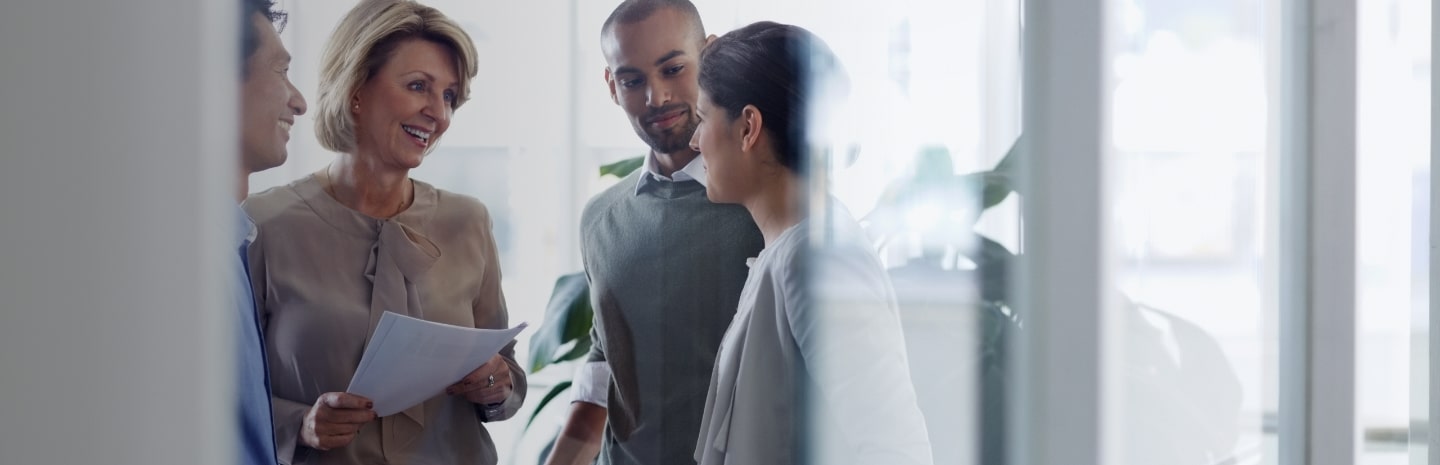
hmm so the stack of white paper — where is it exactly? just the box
[346,311,529,417]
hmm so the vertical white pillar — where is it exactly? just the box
[1430,0,1440,461]
[1278,0,1359,463]
[0,0,234,464]
[1012,0,1114,464]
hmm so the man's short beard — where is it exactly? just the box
[635,116,699,155]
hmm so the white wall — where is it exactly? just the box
[0,1,233,464]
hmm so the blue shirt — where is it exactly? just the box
[234,205,278,465]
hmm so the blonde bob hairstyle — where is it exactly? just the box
[314,0,478,153]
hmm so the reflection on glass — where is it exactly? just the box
[1109,0,1268,462]
[863,144,1017,465]
[782,0,1015,464]
[1355,0,1429,463]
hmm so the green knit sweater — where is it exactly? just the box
[580,170,763,465]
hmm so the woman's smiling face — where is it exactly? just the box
[351,38,460,169]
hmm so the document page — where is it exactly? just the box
[346,311,528,416]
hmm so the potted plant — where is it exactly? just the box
[521,157,645,462]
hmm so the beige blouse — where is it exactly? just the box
[244,173,525,465]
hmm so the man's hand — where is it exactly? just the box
[542,401,608,465]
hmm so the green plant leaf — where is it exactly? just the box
[560,285,594,345]
[599,156,644,179]
[976,136,1022,208]
[993,136,1022,176]
[536,435,559,465]
[524,380,573,433]
[976,172,1014,210]
[551,334,593,365]
[972,235,1015,306]
[529,273,591,373]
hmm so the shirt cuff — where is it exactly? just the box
[571,361,610,408]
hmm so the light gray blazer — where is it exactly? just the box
[695,210,934,465]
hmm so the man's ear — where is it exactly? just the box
[603,67,619,105]
[703,34,718,49]
[739,104,764,153]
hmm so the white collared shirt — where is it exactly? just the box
[633,151,709,196]
[571,361,610,407]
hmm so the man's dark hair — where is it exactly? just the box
[601,0,705,42]
[240,0,288,76]
[698,21,846,174]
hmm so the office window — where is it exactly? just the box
[250,1,1432,464]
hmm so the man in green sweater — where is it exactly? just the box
[543,1,763,465]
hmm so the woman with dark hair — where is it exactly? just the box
[689,21,934,465]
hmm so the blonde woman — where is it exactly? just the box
[243,1,525,463]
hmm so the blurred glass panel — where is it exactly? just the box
[1108,0,1275,463]
[759,0,1020,464]
[1355,0,1430,463]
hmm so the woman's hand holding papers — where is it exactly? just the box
[446,354,513,405]
[300,392,377,451]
